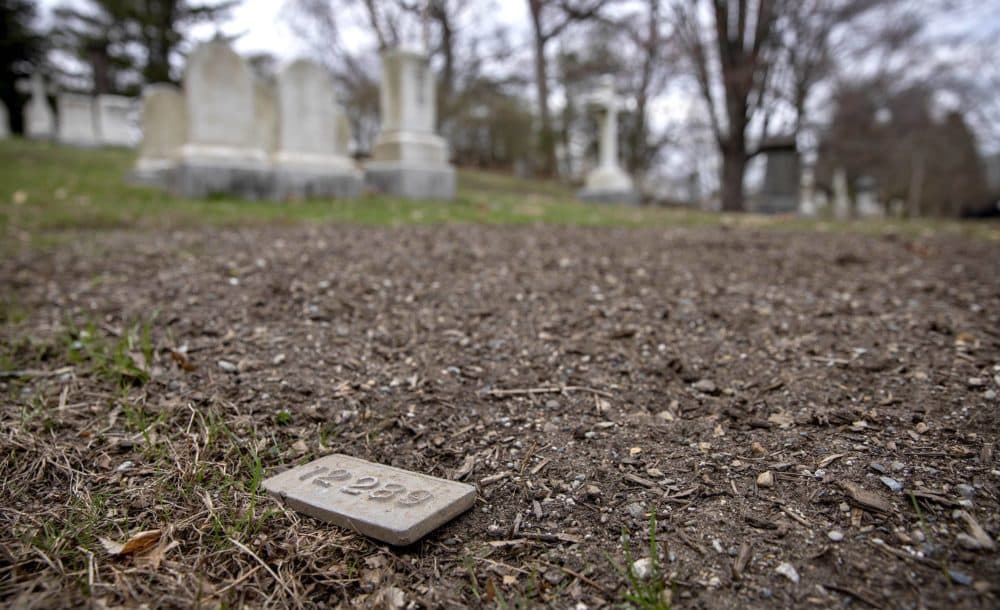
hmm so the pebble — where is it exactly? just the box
[775,562,799,584]
[891,461,905,472]
[880,476,903,492]
[631,557,654,579]
[626,502,646,519]
[116,460,134,472]
[543,569,564,585]
[828,530,844,542]
[915,422,929,434]
[751,441,767,457]
[955,484,975,498]
[948,569,973,586]
[646,467,664,478]
[869,462,888,474]
[757,471,774,488]
[985,389,997,400]
[967,377,985,388]
[692,379,718,394]
[584,484,602,499]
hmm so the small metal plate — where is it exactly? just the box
[263,454,476,545]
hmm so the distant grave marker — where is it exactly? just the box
[263,454,475,546]
[57,93,99,147]
[16,74,55,139]
[96,94,136,147]
[578,76,637,204]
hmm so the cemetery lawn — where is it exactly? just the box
[2,138,999,247]
[1,140,999,609]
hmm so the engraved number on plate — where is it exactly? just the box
[339,476,379,495]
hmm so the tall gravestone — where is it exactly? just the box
[274,59,361,199]
[578,76,637,204]
[833,168,851,220]
[366,49,454,200]
[17,74,55,139]
[755,138,799,214]
[57,93,99,146]
[855,175,882,218]
[132,84,187,186]
[0,101,9,139]
[96,94,136,147]
[173,40,269,198]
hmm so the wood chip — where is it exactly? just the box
[732,541,752,580]
[955,510,995,551]
[479,471,510,486]
[624,472,659,489]
[837,480,893,513]
[818,453,847,468]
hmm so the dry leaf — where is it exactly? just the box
[838,481,892,513]
[100,529,162,556]
[818,453,846,468]
[169,349,196,371]
[135,539,180,570]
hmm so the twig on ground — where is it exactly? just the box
[481,385,614,398]
[228,537,294,598]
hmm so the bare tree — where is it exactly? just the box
[527,0,612,176]
[673,0,783,212]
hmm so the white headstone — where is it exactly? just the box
[57,93,99,146]
[179,40,265,166]
[174,41,269,198]
[96,94,136,147]
[133,84,187,181]
[365,48,455,200]
[17,74,55,139]
[855,176,882,218]
[273,59,360,198]
[0,101,9,139]
[263,453,475,546]
[579,76,636,203]
[833,168,851,220]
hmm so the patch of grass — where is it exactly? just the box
[62,319,152,387]
[615,512,672,610]
[2,138,995,248]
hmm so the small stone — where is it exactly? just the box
[775,562,799,584]
[116,460,134,472]
[915,422,929,434]
[626,502,646,519]
[646,467,664,478]
[272,353,286,365]
[985,389,997,400]
[891,461,905,472]
[955,484,975,498]
[967,377,985,388]
[956,533,987,551]
[692,379,718,394]
[545,399,560,409]
[880,476,903,492]
[751,441,767,457]
[217,359,237,372]
[543,568,564,585]
[869,462,888,474]
[828,530,844,542]
[631,557,654,579]
[948,569,973,586]
[584,484,602,499]
[656,410,675,422]
[756,471,774,488]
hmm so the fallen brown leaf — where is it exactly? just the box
[100,529,162,556]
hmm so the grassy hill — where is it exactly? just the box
[1,138,996,241]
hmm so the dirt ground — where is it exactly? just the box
[1,224,998,609]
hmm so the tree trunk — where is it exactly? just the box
[720,144,747,212]
[528,0,556,176]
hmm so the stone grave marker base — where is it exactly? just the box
[365,162,456,201]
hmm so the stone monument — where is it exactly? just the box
[832,167,851,220]
[132,84,187,186]
[754,137,799,214]
[365,48,455,200]
[17,74,55,139]
[578,76,637,204]
[0,101,9,139]
[96,94,136,147]
[274,59,361,199]
[173,40,269,199]
[57,93,99,146]
[855,175,882,218]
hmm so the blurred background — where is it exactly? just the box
[3,0,999,216]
